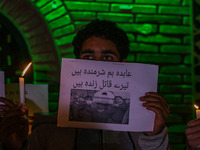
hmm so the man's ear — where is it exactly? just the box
[122,58,127,62]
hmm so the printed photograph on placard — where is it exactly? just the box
[69,89,130,124]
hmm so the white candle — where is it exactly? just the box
[194,105,200,119]
[19,62,32,107]
[19,77,25,105]
[196,109,200,119]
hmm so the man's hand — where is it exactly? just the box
[185,119,200,150]
[140,92,169,136]
[0,97,29,150]
[0,97,15,117]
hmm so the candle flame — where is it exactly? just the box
[194,104,199,110]
[21,62,32,77]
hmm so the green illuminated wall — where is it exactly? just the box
[0,0,194,149]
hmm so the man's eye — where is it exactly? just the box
[83,55,94,60]
[103,55,113,61]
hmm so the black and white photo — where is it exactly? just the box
[69,89,130,124]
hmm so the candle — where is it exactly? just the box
[19,76,25,105]
[194,105,200,119]
[19,62,32,106]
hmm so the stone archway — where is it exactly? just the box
[0,0,61,84]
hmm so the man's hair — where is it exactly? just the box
[73,19,130,61]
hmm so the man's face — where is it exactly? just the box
[80,36,126,62]
[115,97,123,104]
[97,103,106,112]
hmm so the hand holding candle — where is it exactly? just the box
[185,104,200,149]
[19,62,32,107]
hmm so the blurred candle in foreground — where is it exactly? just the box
[194,105,200,119]
[19,62,32,106]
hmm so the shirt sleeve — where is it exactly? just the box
[138,127,169,150]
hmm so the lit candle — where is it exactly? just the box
[19,62,32,106]
[19,76,25,105]
[194,105,200,119]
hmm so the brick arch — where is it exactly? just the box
[0,0,61,84]
[31,0,77,60]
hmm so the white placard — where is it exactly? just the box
[5,84,49,116]
[58,58,158,132]
[0,71,5,97]
[0,71,5,112]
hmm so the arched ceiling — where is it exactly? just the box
[0,0,65,84]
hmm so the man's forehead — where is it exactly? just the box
[81,36,118,50]
[80,49,118,55]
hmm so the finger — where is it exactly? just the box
[185,125,200,136]
[142,101,169,119]
[187,118,200,127]
[141,95,170,115]
[11,103,24,111]
[0,110,9,116]
[187,136,200,148]
[140,95,169,113]
[2,114,26,126]
[0,105,20,116]
[3,109,26,121]
[0,105,13,112]
[18,105,29,118]
[186,130,200,140]
[145,92,169,108]
[144,104,168,121]
[0,97,15,107]
[21,107,28,117]
[1,113,28,128]
[7,104,26,116]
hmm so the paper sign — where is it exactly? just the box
[58,58,158,132]
[5,84,49,116]
[0,72,5,112]
[0,72,5,97]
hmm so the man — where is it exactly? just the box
[0,20,170,150]
[108,96,129,124]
